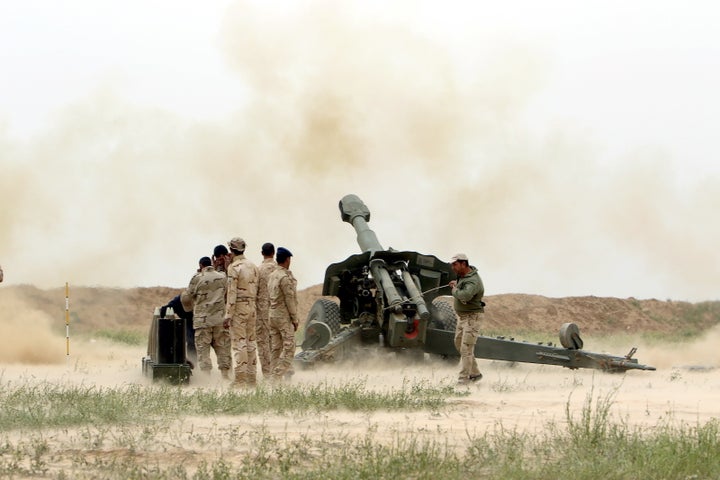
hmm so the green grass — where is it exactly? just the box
[0,379,460,432]
[93,329,146,346]
[0,382,717,479]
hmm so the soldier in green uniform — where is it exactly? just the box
[449,253,485,385]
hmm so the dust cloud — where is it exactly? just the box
[0,291,63,364]
[636,324,720,370]
[0,1,718,303]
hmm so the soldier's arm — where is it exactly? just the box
[187,275,200,302]
[224,270,238,321]
[453,277,480,304]
[280,276,298,323]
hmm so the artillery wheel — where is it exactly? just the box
[301,321,333,351]
[431,298,457,332]
[559,322,584,350]
[305,299,341,336]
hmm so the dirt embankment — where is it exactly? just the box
[2,284,719,338]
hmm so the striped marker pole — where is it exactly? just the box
[65,282,70,358]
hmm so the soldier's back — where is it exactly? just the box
[194,268,227,326]
[228,256,259,298]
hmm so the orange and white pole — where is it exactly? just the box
[65,282,70,358]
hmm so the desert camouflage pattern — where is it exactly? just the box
[194,325,232,373]
[454,311,482,381]
[255,258,277,376]
[267,266,298,379]
[187,266,230,373]
[188,266,226,328]
[225,254,259,386]
[228,237,246,251]
[180,289,194,313]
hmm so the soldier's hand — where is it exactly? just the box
[223,318,231,329]
[449,280,457,289]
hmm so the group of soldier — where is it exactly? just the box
[1,248,485,387]
[172,237,298,388]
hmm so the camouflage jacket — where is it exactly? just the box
[268,266,298,323]
[452,266,485,313]
[187,266,227,328]
[256,258,278,316]
[225,254,259,318]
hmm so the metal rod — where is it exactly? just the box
[65,282,70,358]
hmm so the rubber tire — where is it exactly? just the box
[431,298,458,332]
[306,299,342,335]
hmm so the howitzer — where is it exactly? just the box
[295,194,655,373]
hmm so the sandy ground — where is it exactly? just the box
[2,333,719,439]
[1,290,719,474]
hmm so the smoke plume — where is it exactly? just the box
[0,1,717,302]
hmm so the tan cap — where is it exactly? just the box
[228,237,246,251]
[450,253,468,263]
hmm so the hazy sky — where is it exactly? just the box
[1,0,718,302]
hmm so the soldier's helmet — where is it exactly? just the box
[228,237,246,251]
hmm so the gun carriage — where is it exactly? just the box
[296,194,655,373]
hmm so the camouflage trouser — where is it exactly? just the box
[185,320,197,366]
[269,315,295,379]
[194,325,232,373]
[256,308,272,377]
[454,311,482,380]
[229,299,257,385]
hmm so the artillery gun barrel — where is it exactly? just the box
[370,259,403,309]
[339,194,383,253]
[401,270,430,320]
[340,194,404,310]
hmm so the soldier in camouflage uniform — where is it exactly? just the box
[267,247,298,380]
[223,237,260,387]
[255,242,277,378]
[187,257,231,378]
